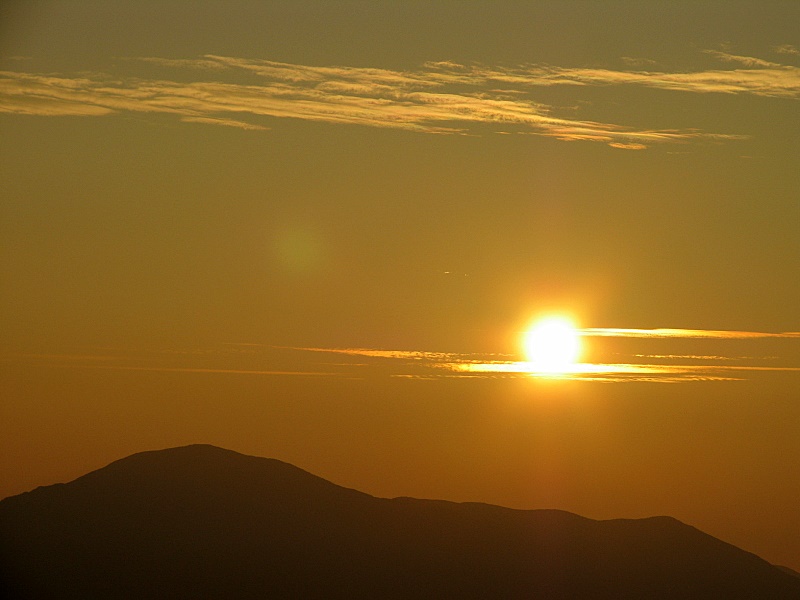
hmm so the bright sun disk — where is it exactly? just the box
[523,316,582,374]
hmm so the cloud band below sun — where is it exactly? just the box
[4,323,798,384]
[283,325,800,382]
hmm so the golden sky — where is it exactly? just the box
[1,1,799,571]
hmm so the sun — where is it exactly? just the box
[522,316,582,374]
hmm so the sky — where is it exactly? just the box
[1,0,799,570]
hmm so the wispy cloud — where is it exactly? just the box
[702,50,781,68]
[774,44,799,56]
[1,353,123,362]
[1,351,346,377]
[81,364,346,377]
[6,329,799,384]
[281,330,800,383]
[434,360,747,382]
[580,328,800,339]
[7,49,795,147]
[288,347,471,361]
[608,142,648,151]
[494,60,800,99]
[180,115,268,130]
[634,354,750,361]
[620,56,658,67]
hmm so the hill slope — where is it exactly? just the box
[2,444,799,599]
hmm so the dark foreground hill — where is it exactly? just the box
[2,445,799,599]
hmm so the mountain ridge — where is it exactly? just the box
[2,444,799,599]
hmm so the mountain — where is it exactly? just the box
[780,566,800,580]
[2,444,799,599]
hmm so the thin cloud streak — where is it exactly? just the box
[0,353,123,362]
[286,343,799,383]
[484,52,800,99]
[7,342,797,384]
[181,115,269,130]
[6,49,791,147]
[702,50,781,69]
[2,350,352,378]
[581,328,800,339]
[442,361,658,375]
[634,354,749,361]
[287,346,496,361]
[45,363,347,377]
[434,361,800,382]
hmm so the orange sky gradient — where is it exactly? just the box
[1,1,799,572]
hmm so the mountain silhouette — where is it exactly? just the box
[2,444,799,599]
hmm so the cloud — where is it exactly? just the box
[634,354,748,361]
[180,115,268,130]
[286,336,800,383]
[703,50,781,68]
[496,61,800,99]
[80,365,345,377]
[5,50,796,147]
[288,346,482,361]
[608,142,647,150]
[4,353,123,361]
[580,328,800,339]
[2,350,347,377]
[10,335,797,385]
[620,56,658,67]
[774,44,800,56]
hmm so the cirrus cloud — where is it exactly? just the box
[3,50,795,147]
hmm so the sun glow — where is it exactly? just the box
[522,316,582,374]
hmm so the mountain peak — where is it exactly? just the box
[2,446,799,599]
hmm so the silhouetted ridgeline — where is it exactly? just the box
[2,444,799,599]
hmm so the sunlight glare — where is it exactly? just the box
[523,316,582,374]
